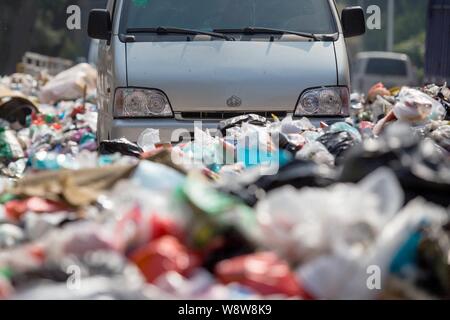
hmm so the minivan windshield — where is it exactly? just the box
[121,0,337,35]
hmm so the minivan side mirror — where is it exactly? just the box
[88,9,112,40]
[341,7,366,38]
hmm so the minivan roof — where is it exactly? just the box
[356,51,409,61]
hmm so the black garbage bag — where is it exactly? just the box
[442,101,450,120]
[99,138,143,158]
[219,160,337,206]
[340,125,450,206]
[0,99,36,127]
[254,159,337,191]
[317,131,358,165]
[218,114,269,136]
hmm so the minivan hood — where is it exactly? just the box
[126,40,337,112]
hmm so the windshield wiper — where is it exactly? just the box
[214,27,319,41]
[127,27,234,41]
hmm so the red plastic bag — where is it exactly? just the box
[113,206,184,252]
[129,236,199,283]
[4,197,69,221]
[0,278,13,300]
[215,252,311,298]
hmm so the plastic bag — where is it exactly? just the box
[39,63,97,104]
[393,87,447,123]
[221,159,337,207]
[329,122,362,143]
[367,82,391,103]
[426,122,450,152]
[297,198,447,300]
[301,130,322,143]
[218,114,269,136]
[130,236,199,283]
[281,116,315,135]
[137,129,160,153]
[0,224,25,249]
[0,128,24,161]
[255,169,403,264]
[341,123,450,206]
[99,138,143,158]
[10,251,145,300]
[417,222,450,296]
[296,141,335,167]
[190,127,218,167]
[215,252,309,298]
[317,131,358,165]
[130,161,185,193]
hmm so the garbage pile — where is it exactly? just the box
[0,64,129,181]
[1,67,450,300]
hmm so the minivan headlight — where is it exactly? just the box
[294,87,349,117]
[114,88,173,118]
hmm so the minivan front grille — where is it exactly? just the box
[179,111,288,120]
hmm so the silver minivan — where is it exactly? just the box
[89,0,365,142]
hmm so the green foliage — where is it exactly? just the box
[30,0,84,60]
[394,31,426,82]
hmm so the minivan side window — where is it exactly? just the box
[120,0,337,35]
[366,58,408,76]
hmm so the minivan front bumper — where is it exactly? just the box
[109,116,347,143]
[110,118,221,143]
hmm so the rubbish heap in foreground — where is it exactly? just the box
[1,67,450,300]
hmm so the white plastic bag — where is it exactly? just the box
[255,168,404,264]
[297,198,447,300]
[137,128,161,152]
[281,116,315,134]
[131,161,185,193]
[39,63,97,104]
[393,87,446,123]
[296,141,335,167]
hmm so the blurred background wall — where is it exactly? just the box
[0,0,428,80]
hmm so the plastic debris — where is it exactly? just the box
[215,252,310,298]
[38,63,97,104]
[317,131,358,165]
[99,139,143,158]
[393,87,447,123]
[1,68,450,300]
[137,128,161,153]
